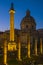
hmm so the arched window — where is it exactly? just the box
[26,25,28,28]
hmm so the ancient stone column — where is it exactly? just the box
[9,3,15,42]
[4,40,7,65]
[27,34,30,58]
[8,3,16,51]
[18,38,21,61]
[34,39,37,55]
[40,38,42,54]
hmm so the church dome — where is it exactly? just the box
[20,10,36,31]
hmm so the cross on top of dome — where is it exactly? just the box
[26,10,30,16]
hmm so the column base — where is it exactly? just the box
[16,58,22,61]
[4,63,8,65]
[8,41,17,51]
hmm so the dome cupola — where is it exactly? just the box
[20,10,36,31]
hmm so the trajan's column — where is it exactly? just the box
[8,3,16,51]
[9,3,15,41]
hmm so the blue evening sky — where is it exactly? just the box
[0,0,43,31]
